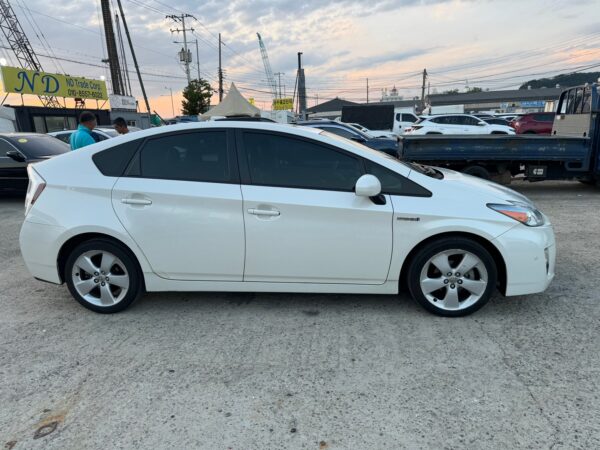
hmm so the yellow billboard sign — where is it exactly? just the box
[1,66,108,100]
[273,97,293,110]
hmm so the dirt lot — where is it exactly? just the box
[1,181,599,449]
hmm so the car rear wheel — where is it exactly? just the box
[462,165,491,180]
[65,239,143,313]
[407,238,497,317]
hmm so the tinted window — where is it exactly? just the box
[91,132,109,142]
[244,132,362,191]
[137,131,232,183]
[533,113,554,122]
[318,126,359,140]
[0,138,14,154]
[7,135,69,157]
[581,88,591,114]
[54,133,71,144]
[365,160,431,197]
[93,140,141,177]
[462,116,481,126]
[402,114,417,123]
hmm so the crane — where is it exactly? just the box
[0,0,62,107]
[256,32,278,100]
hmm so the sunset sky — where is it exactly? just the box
[2,0,599,117]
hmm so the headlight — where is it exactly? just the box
[487,201,545,227]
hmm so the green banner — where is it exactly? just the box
[1,66,108,100]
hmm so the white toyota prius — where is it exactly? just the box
[19,122,555,316]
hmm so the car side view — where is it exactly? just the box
[405,114,516,135]
[19,122,555,316]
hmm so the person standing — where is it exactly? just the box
[70,111,97,150]
[113,117,129,135]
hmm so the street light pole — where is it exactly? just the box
[165,86,174,117]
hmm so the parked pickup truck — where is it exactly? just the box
[399,84,600,184]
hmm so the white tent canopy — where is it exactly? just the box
[200,82,260,119]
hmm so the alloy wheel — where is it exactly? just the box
[419,249,489,311]
[71,250,130,307]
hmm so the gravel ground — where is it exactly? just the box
[1,181,599,450]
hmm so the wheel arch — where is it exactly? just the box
[399,231,507,295]
[57,232,146,289]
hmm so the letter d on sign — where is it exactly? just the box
[42,75,60,94]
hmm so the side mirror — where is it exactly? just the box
[477,121,486,126]
[6,150,26,162]
[355,174,381,197]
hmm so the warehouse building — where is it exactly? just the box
[427,87,563,114]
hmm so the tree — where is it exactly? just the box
[466,87,483,93]
[181,78,213,115]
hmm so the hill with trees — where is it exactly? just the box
[519,72,600,89]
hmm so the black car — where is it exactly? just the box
[296,120,399,157]
[0,133,69,193]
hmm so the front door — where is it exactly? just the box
[112,130,245,281]
[239,131,394,284]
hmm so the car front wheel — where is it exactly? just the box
[65,239,143,313]
[407,238,497,317]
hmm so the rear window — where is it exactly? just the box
[8,135,69,157]
[92,140,141,177]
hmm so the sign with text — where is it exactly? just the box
[272,97,293,110]
[1,66,108,100]
[109,94,137,110]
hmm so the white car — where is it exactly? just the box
[347,123,397,139]
[49,128,119,144]
[19,122,555,317]
[405,114,515,135]
[49,127,141,144]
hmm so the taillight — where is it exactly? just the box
[25,165,46,216]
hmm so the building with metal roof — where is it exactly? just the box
[427,87,563,113]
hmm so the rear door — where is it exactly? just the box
[238,130,394,284]
[111,129,245,281]
[0,138,27,190]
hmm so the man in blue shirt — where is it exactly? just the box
[70,111,97,150]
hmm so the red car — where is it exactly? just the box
[511,112,555,134]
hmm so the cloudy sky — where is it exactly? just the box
[2,0,600,116]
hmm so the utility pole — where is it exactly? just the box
[297,52,306,119]
[174,39,200,80]
[218,33,223,102]
[100,0,124,95]
[420,68,428,111]
[167,13,194,84]
[366,78,369,103]
[274,72,284,98]
[116,0,151,115]
[195,40,200,80]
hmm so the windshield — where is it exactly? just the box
[319,130,442,176]
[8,134,69,157]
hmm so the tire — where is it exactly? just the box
[462,165,491,180]
[491,131,508,135]
[406,238,497,317]
[65,238,143,313]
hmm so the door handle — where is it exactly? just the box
[248,208,280,216]
[121,198,152,205]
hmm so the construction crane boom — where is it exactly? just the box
[256,32,277,100]
[0,0,62,107]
